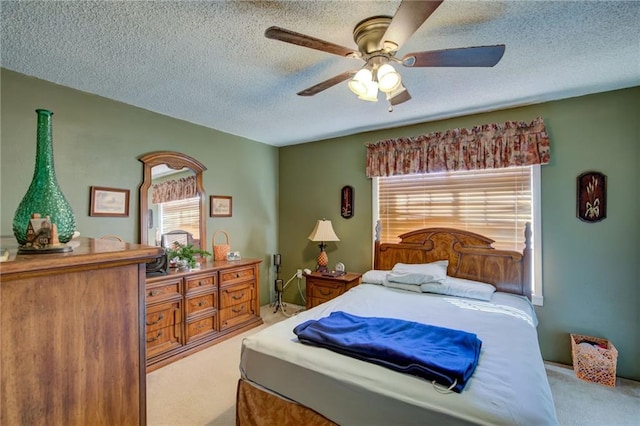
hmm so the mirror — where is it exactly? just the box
[139,151,207,250]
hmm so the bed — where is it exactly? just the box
[237,226,558,425]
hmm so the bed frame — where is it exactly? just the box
[374,224,532,299]
[237,225,532,425]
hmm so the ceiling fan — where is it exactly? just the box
[265,0,505,109]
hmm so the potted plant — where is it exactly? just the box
[166,241,211,270]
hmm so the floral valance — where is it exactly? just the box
[152,175,197,204]
[365,117,550,177]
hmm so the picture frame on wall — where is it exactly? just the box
[89,186,130,217]
[210,195,232,217]
[577,171,606,223]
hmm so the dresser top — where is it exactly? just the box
[0,236,162,276]
[145,257,262,283]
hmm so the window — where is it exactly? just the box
[373,165,543,304]
[159,197,200,240]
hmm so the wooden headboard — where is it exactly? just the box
[374,225,532,299]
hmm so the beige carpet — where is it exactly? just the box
[147,305,640,426]
[545,362,640,425]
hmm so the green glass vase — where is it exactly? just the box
[13,109,76,245]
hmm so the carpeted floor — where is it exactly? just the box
[147,305,640,426]
[545,361,640,425]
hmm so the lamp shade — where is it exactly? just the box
[358,80,379,102]
[308,219,340,242]
[377,63,401,93]
[348,68,373,97]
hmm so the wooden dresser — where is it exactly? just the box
[0,237,161,426]
[145,258,262,371]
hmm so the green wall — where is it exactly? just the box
[278,87,640,380]
[0,69,279,306]
[2,68,638,381]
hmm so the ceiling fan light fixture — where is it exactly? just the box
[267,2,506,105]
[377,63,401,92]
[348,68,373,97]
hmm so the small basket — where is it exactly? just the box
[570,333,617,387]
[212,230,230,261]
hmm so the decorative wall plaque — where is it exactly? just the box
[341,185,354,219]
[577,171,606,223]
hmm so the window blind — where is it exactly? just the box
[159,197,200,239]
[378,167,532,252]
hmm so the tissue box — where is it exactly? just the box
[570,333,617,387]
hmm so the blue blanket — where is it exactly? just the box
[293,311,481,393]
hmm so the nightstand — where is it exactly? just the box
[304,271,362,309]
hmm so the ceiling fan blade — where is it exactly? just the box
[297,71,357,96]
[380,0,444,52]
[265,26,358,58]
[387,84,412,106]
[402,45,506,67]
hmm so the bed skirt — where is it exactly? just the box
[236,379,336,426]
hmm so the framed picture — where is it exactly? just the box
[577,171,606,223]
[89,186,130,217]
[210,195,232,217]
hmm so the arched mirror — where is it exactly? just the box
[139,151,207,250]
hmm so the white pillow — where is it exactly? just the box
[362,270,389,285]
[391,260,448,284]
[382,280,423,293]
[386,271,435,285]
[420,276,496,301]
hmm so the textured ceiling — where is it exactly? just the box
[1,1,639,147]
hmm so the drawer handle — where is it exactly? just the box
[232,305,245,314]
[198,300,206,307]
[147,330,163,343]
[195,323,207,331]
[198,280,206,286]
[231,292,245,300]
[148,290,162,297]
[146,314,165,326]
[236,273,240,278]
[319,288,332,296]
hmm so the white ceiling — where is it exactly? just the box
[2,1,639,147]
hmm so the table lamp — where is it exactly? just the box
[308,219,340,272]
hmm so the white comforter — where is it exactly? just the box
[240,284,558,425]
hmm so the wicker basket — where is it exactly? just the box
[570,333,617,387]
[212,230,230,261]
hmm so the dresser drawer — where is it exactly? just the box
[308,279,345,300]
[219,302,255,330]
[146,301,181,332]
[220,281,254,308]
[185,292,217,319]
[146,324,182,359]
[186,315,217,343]
[304,272,362,309]
[146,278,182,304]
[185,273,216,294]
[220,265,256,285]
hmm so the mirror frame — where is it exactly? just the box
[139,151,207,249]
